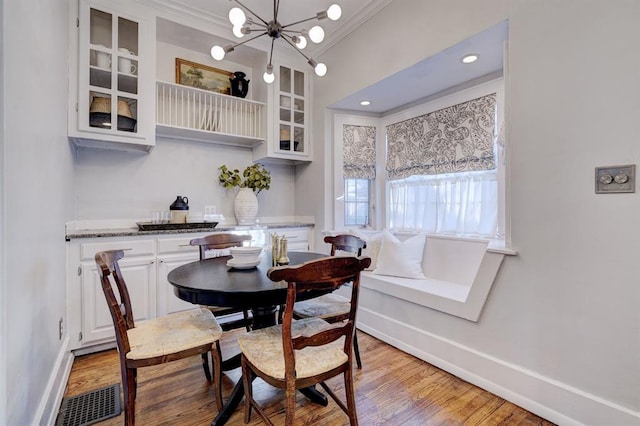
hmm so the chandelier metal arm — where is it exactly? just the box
[274,0,279,22]
[232,0,269,26]
[281,35,314,64]
[268,38,275,67]
[227,31,269,51]
[281,15,320,30]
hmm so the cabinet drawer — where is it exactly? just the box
[157,237,200,255]
[80,240,155,261]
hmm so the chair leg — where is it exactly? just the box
[353,330,362,369]
[344,368,358,425]
[212,342,223,412]
[284,377,297,426]
[123,367,136,426]
[201,352,213,382]
[241,357,253,423]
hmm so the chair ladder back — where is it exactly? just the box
[270,256,370,355]
[324,234,367,257]
[95,250,132,354]
[190,233,252,260]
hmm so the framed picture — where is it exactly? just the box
[175,58,232,95]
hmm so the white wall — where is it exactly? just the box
[2,0,75,424]
[74,139,295,222]
[308,0,640,422]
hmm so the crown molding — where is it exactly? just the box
[313,0,393,58]
[137,0,392,59]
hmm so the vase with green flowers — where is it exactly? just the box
[219,164,271,225]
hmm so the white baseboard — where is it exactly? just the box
[357,308,640,426]
[34,337,74,426]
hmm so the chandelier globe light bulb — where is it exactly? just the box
[211,45,225,60]
[263,64,275,83]
[294,35,307,49]
[308,26,325,43]
[232,25,245,38]
[228,7,246,26]
[263,70,275,84]
[327,4,342,21]
[314,62,327,77]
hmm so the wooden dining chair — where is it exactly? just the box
[95,250,224,426]
[189,233,253,332]
[292,234,367,368]
[239,255,371,426]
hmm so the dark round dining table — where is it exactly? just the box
[167,251,330,425]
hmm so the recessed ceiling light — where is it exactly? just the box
[461,54,479,64]
[360,100,371,106]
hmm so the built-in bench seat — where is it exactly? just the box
[333,232,510,321]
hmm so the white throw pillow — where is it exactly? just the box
[373,230,426,279]
[349,229,383,271]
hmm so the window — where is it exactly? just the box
[344,178,371,226]
[333,79,504,239]
[384,82,503,238]
[333,115,378,230]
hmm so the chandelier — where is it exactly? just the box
[210,0,342,83]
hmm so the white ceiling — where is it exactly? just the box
[153,1,507,115]
[330,21,508,114]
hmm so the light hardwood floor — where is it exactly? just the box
[63,330,554,425]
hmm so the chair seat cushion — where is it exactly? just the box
[126,308,223,360]
[293,293,350,319]
[238,318,348,380]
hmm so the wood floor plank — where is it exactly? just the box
[62,331,555,426]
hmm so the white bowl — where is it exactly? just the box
[230,246,262,262]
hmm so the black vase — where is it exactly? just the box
[230,72,250,98]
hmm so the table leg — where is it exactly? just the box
[251,306,277,329]
[211,381,244,426]
[300,385,329,406]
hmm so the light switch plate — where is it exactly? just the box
[595,164,635,193]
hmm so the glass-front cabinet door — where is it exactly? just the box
[253,63,311,163]
[278,65,307,156]
[71,0,154,152]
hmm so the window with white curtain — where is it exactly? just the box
[385,89,500,237]
[388,170,498,236]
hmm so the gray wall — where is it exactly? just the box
[306,0,640,419]
[2,0,75,423]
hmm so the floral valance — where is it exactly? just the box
[343,124,376,179]
[386,93,496,180]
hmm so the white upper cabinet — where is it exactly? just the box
[253,63,312,164]
[69,0,156,152]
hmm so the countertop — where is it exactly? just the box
[65,222,314,240]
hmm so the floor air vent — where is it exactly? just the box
[56,383,121,426]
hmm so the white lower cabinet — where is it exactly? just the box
[67,226,311,352]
